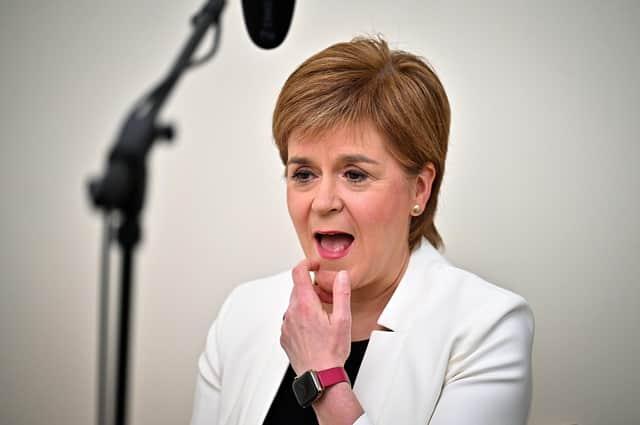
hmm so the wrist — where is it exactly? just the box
[313,380,351,404]
[312,382,363,425]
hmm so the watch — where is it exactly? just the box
[291,366,350,408]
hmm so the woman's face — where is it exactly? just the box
[286,122,431,303]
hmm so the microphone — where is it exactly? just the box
[242,0,295,49]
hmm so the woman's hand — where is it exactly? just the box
[280,260,352,374]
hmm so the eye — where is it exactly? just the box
[344,169,368,184]
[290,168,316,184]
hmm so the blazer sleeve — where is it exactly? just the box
[190,293,234,425]
[429,297,534,425]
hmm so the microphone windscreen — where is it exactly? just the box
[242,0,295,49]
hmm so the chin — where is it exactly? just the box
[314,268,338,289]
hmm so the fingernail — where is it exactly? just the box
[337,270,348,285]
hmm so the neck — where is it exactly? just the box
[349,247,411,341]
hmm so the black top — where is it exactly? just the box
[263,339,370,425]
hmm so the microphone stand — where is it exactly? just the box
[87,2,226,425]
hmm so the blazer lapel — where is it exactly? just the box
[240,337,289,425]
[233,282,291,425]
[353,328,406,422]
[354,241,446,423]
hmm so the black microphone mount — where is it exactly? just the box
[90,0,225,217]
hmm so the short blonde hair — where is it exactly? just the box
[273,36,450,250]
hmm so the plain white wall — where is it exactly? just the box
[1,1,638,424]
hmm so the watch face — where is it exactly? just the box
[292,371,321,408]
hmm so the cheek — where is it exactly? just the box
[352,188,410,229]
[287,189,313,239]
[286,188,304,222]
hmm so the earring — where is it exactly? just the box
[411,204,422,216]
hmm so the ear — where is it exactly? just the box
[412,163,436,213]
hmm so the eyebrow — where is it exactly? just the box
[286,154,381,166]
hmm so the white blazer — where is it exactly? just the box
[191,241,534,425]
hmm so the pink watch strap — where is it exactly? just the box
[317,367,350,388]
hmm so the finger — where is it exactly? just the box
[331,270,352,322]
[291,259,320,299]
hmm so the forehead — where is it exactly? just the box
[287,122,390,158]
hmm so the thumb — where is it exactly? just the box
[331,270,351,322]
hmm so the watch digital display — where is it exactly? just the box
[292,370,322,408]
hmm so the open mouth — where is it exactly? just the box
[314,231,354,259]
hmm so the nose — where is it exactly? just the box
[311,177,343,215]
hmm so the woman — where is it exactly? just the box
[191,37,533,425]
